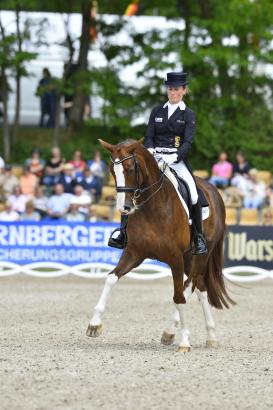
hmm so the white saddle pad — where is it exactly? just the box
[158,162,210,225]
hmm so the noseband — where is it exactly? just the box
[111,154,166,208]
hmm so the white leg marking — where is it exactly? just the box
[183,281,193,302]
[113,159,125,212]
[195,289,217,343]
[176,303,191,348]
[90,274,118,326]
[164,305,180,335]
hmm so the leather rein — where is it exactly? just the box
[111,154,166,209]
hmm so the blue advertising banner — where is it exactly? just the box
[0,221,123,265]
[0,221,272,271]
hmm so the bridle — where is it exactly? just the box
[111,154,166,209]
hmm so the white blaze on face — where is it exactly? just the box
[113,159,125,212]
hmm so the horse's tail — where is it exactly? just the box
[204,230,235,309]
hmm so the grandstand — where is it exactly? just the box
[0,164,271,225]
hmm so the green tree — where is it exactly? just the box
[11,2,37,143]
[122,0,273,169]
[0,21,14,160]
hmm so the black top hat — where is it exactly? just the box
[164,71,188,87]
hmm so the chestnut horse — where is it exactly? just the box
[86,139,234,352]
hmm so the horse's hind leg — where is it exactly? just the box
[195,287,218,348]
[86,249,143,338]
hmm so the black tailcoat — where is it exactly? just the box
[144,104,196,165]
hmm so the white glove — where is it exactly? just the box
[147,148,155,155]
[161,153,178,165]
[154,152,163,162]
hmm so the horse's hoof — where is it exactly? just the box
[161,331,175,346]
[86,324,103,337]
[206,340,218,348]
[177,346,191,353]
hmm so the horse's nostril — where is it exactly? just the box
[124,205,131,211]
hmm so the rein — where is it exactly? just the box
[111,154,166,209]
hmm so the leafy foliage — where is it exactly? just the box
[0,0,272,170]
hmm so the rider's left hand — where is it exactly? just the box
[161,153,178,164]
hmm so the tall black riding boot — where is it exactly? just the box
[191,202,208,255]
[108,214,128,249]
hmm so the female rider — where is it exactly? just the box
[108,71,207,255]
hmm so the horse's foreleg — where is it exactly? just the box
[86,273,118,337]
[195,288,218,348]
[161,306,180,346]
[161,276,194,346]
[86,249,143,338]
[175,284,193,353]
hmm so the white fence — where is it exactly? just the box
[0,261,272,282]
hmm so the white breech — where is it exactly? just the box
[169,161,198,205]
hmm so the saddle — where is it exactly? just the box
[169,168,209,219]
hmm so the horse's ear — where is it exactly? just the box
[127,140,143,154]
[138,137,144,144]
[98,139,115,153]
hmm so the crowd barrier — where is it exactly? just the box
[0,221,272,282]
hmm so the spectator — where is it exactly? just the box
[25,148,45,179]
[19,165,38,197]
[70,184,91,216]
[62,63,78,128]
[47,183,71,219]
[265,186,273,208]
[32,186,48,218]
[262,208,273,226]
[36,68,56,128]
[232,151,251,176]
[0,201,20,221]
[69,150,86,177]
[0,164,5,201]
[209,152,233,188]
[20,200,41,221]
[7,185,28,214]
[0,165,19,199]
[76,168,102,202]
[231,151,251,192]
[89,207,98,222]
[83,96,91,121]
[0,155,5,171]
[65,204,86,222]
[57,163,76,193]
[243,169,266,209]
[43,147,65,188]
[87,150,107,183]
[61,63,90,128]
[63,93,73,128]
